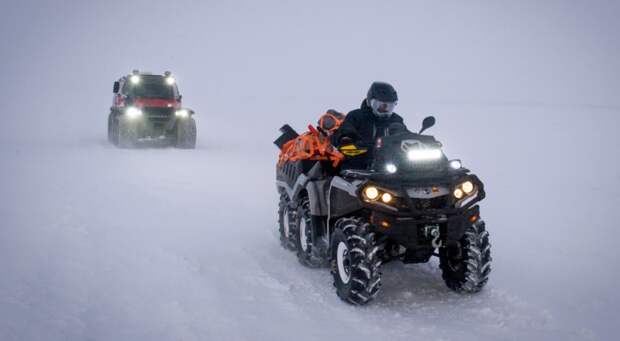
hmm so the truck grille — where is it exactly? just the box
[144,107,174,124]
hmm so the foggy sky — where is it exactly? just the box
[0,0,618,143]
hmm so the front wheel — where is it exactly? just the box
[117,116,138,148]
[175,117,196,149]
[107,113,114,143]
[439,220,492,293]
[330,217,382,305]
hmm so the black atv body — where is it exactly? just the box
[275,117,491,304]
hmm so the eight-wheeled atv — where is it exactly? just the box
[108,70,197,148]
[275,115,491,305]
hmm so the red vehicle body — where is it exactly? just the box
[107,71,196,148]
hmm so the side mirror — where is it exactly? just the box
[177,95,183,101]
[419,116,436,134]
[113,81,120,93]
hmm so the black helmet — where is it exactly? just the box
[366,82,398,118]
[367,82,398,103]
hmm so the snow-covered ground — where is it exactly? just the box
[1,1,619,340]
[1,104,618,340]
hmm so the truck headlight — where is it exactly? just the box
[129,75,140,84]
[126,107,142,119]
[175,109,189,118]
[165,77,175,85]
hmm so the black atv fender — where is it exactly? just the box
[327,176,365,218]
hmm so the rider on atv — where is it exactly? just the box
[333,82,406,168]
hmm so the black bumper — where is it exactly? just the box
[370,205,480,248]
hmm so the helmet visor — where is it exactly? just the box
[370,99,397,117]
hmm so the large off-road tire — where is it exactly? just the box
[278,193,297,251]
[175,117,197,149]
[107,113,114,144]
[439,220,491,293]
[117,116,138,148]
[294,197,322,267]
[330,217,382,305]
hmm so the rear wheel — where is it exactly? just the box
[117,116,138,148]
[175,117,196,149]
[439,220,491,293]
[330,217,382,305]
[278,193,296,251]
[294,198,322,267]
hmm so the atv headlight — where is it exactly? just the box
[407,149,442,161]
[385,163,397,174]
[126,107,142,119]
[129,75,140,84]
[381,192,393,203]
[453,188,464,199]
[363,186,379,200]
[453,180,476,199]
[449,159,462,170]
[461,181,474,194]
[175,109,189,118]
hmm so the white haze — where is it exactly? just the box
[1,1,619,340]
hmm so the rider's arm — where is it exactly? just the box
[332,111,362,146]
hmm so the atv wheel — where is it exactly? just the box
[175,117,197,149]
[117,116,138,148]
[294,198,322,267]
[439,220,491,293]
[278,193,296,251]
[330,217,382,305]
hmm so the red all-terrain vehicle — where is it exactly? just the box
[107,70,197,148]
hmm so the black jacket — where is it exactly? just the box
[333,100,406,147]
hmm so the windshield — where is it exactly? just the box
[124,75,178,99]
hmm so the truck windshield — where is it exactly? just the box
[125,76,177,99]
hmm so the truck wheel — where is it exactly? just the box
[175,117,196,149]
[294,197,322,267]
[278,193,297,251]
[107,113,114,144]
[330,217,382,305]
[117,116,138,148]
[439,220,491,293]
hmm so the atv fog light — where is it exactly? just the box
[453,188,464,199]
[130,75,140,84]
[462,181,474,194]
[175,109,189,118]
[407,149,442,161]
[363,186,379,200]
[126,107,142,119]
[385,163,397,174]
[449,160,462,170]
[165,77,175,85]
[381,192,393,203]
